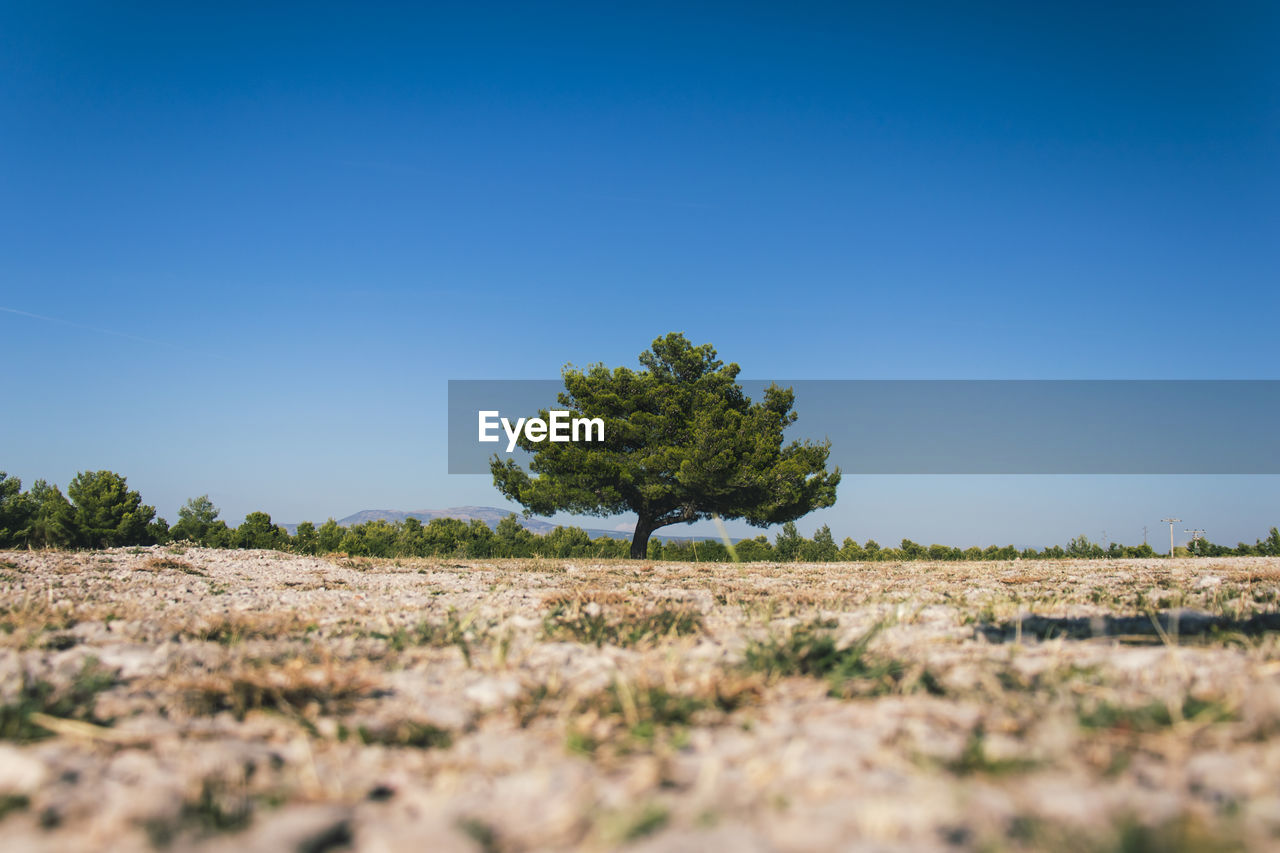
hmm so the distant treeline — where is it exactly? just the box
[3,469,1279,561]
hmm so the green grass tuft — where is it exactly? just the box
[0,793,31,821]
[743,621,943,698]
[357,721,452,749]
[1078,696,1236,733]
[543,602,702,648]
[0,658,118,742]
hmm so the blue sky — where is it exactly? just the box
[2,2,1277,548]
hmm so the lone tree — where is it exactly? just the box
[491,333,840,559]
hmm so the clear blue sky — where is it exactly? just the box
[3,2,1277,548]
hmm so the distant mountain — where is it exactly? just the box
[282,506,724,542]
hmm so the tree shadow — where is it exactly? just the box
[974,609,1280,644]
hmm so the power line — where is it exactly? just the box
[1160,517,1181,558]
[1185,528,1205,557]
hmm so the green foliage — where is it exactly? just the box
[0,658,118,742]
[927,543,961,561]
[464,518,494,557]
[742,620,846,678]
[495,513,535,556]
[6,463,1277,564]
[539,524,592,557]
[1258,527,1280,557]
[947,726,1038,776]
[1077,696,1235,733]
[183,664,369,721]
[900,538,925,560]
[543,602,703,648]
[169,495,221,545]
[21,480,75,549]
[618,803,669,842]
[660,538,730,562]
[372,609,489,666]
[147,517,171,545]
[142,777,254,846]
[423,517,469,556]
[457,818,500,853]
[734,535,774,562]
[774,521,801,561]
[801,524,838,561]
[310,513,628,560]
[743,621,942,698]
[1067,534,1105,559]
[838,537,865,561]
[0,793,30,821]
[0,472,34,549]
[66,470,157,548]
[1005,812,1245,853]
[339,519,398,557]
[357,721,452,749]
[491,333,840,557]
[233,511,288,551]
[1107,814,1245,853]
[315,519,343,553]
[201,521,232,548]
[292,520,317,554]
[396,517,426,555]
[568,681,709,756]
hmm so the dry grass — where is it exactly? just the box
[541,596,703,648]
[998,574,1048,585]
[0,658,119,743]
[174,612,316,645]
[742,620,945,698]
[175,657,376,721]
[513,672,762,762]
[137,556,207,576]
[4,548,1280,851]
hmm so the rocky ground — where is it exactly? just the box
[2,547,1280,852]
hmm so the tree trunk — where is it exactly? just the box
[629,518,654,559]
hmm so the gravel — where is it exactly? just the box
[1,546,1279,851]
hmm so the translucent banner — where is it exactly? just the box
[448,380,1280,475]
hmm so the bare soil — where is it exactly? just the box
[3,547,1280,851]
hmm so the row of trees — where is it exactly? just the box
[3,469,1279,561]
[0,470,167,549]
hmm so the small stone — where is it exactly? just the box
[0,746,47,793]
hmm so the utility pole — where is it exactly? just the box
[1185,528,1205,557]
[1160,518,1181,558]
[1142,525,1148,546]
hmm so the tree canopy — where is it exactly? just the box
[0,472,33,548]
[24,480,75,549]
[170,495,220,544]
[66,470,157,549]
[490,332,841,558]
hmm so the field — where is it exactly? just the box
[2,548,1280,852]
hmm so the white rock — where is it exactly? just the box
[463,677,522,711]
[0,745,47,793]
